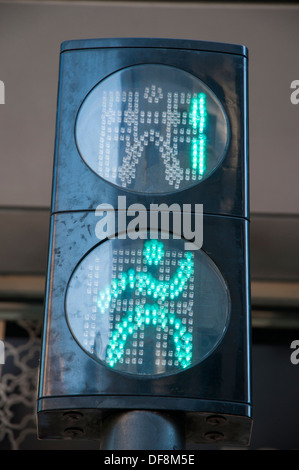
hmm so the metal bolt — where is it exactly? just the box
[204,431,225,442]
[206,415,227,426]
[63,411,83,421]
[63,427,84,438]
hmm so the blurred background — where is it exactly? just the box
[0,0,298,450]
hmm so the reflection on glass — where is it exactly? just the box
[65,236,230,376]
[75,64,229,194]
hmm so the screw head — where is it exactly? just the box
[204,431,225,442]
[63,411,83,421]
[63,427,84,438]
[206,415,227,426]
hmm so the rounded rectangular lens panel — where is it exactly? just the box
[75,64,229,194]
[66,236,230,376]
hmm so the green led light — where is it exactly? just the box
[189,93,207,177]
[97,244,194,311]
[143,239,165,265]
[97,240,195,371]
[105,303,193,370]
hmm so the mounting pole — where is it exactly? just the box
[100,410,185,450]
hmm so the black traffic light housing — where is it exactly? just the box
[37,38,252,447]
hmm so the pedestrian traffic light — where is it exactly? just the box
[37,38,252,447]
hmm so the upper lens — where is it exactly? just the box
[75,64,229,194]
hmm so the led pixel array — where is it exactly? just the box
[76,64,229,194]
[98,87,208,190]
[99,240,194,371]
[66,237,230,376]
[95,240,195,374]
